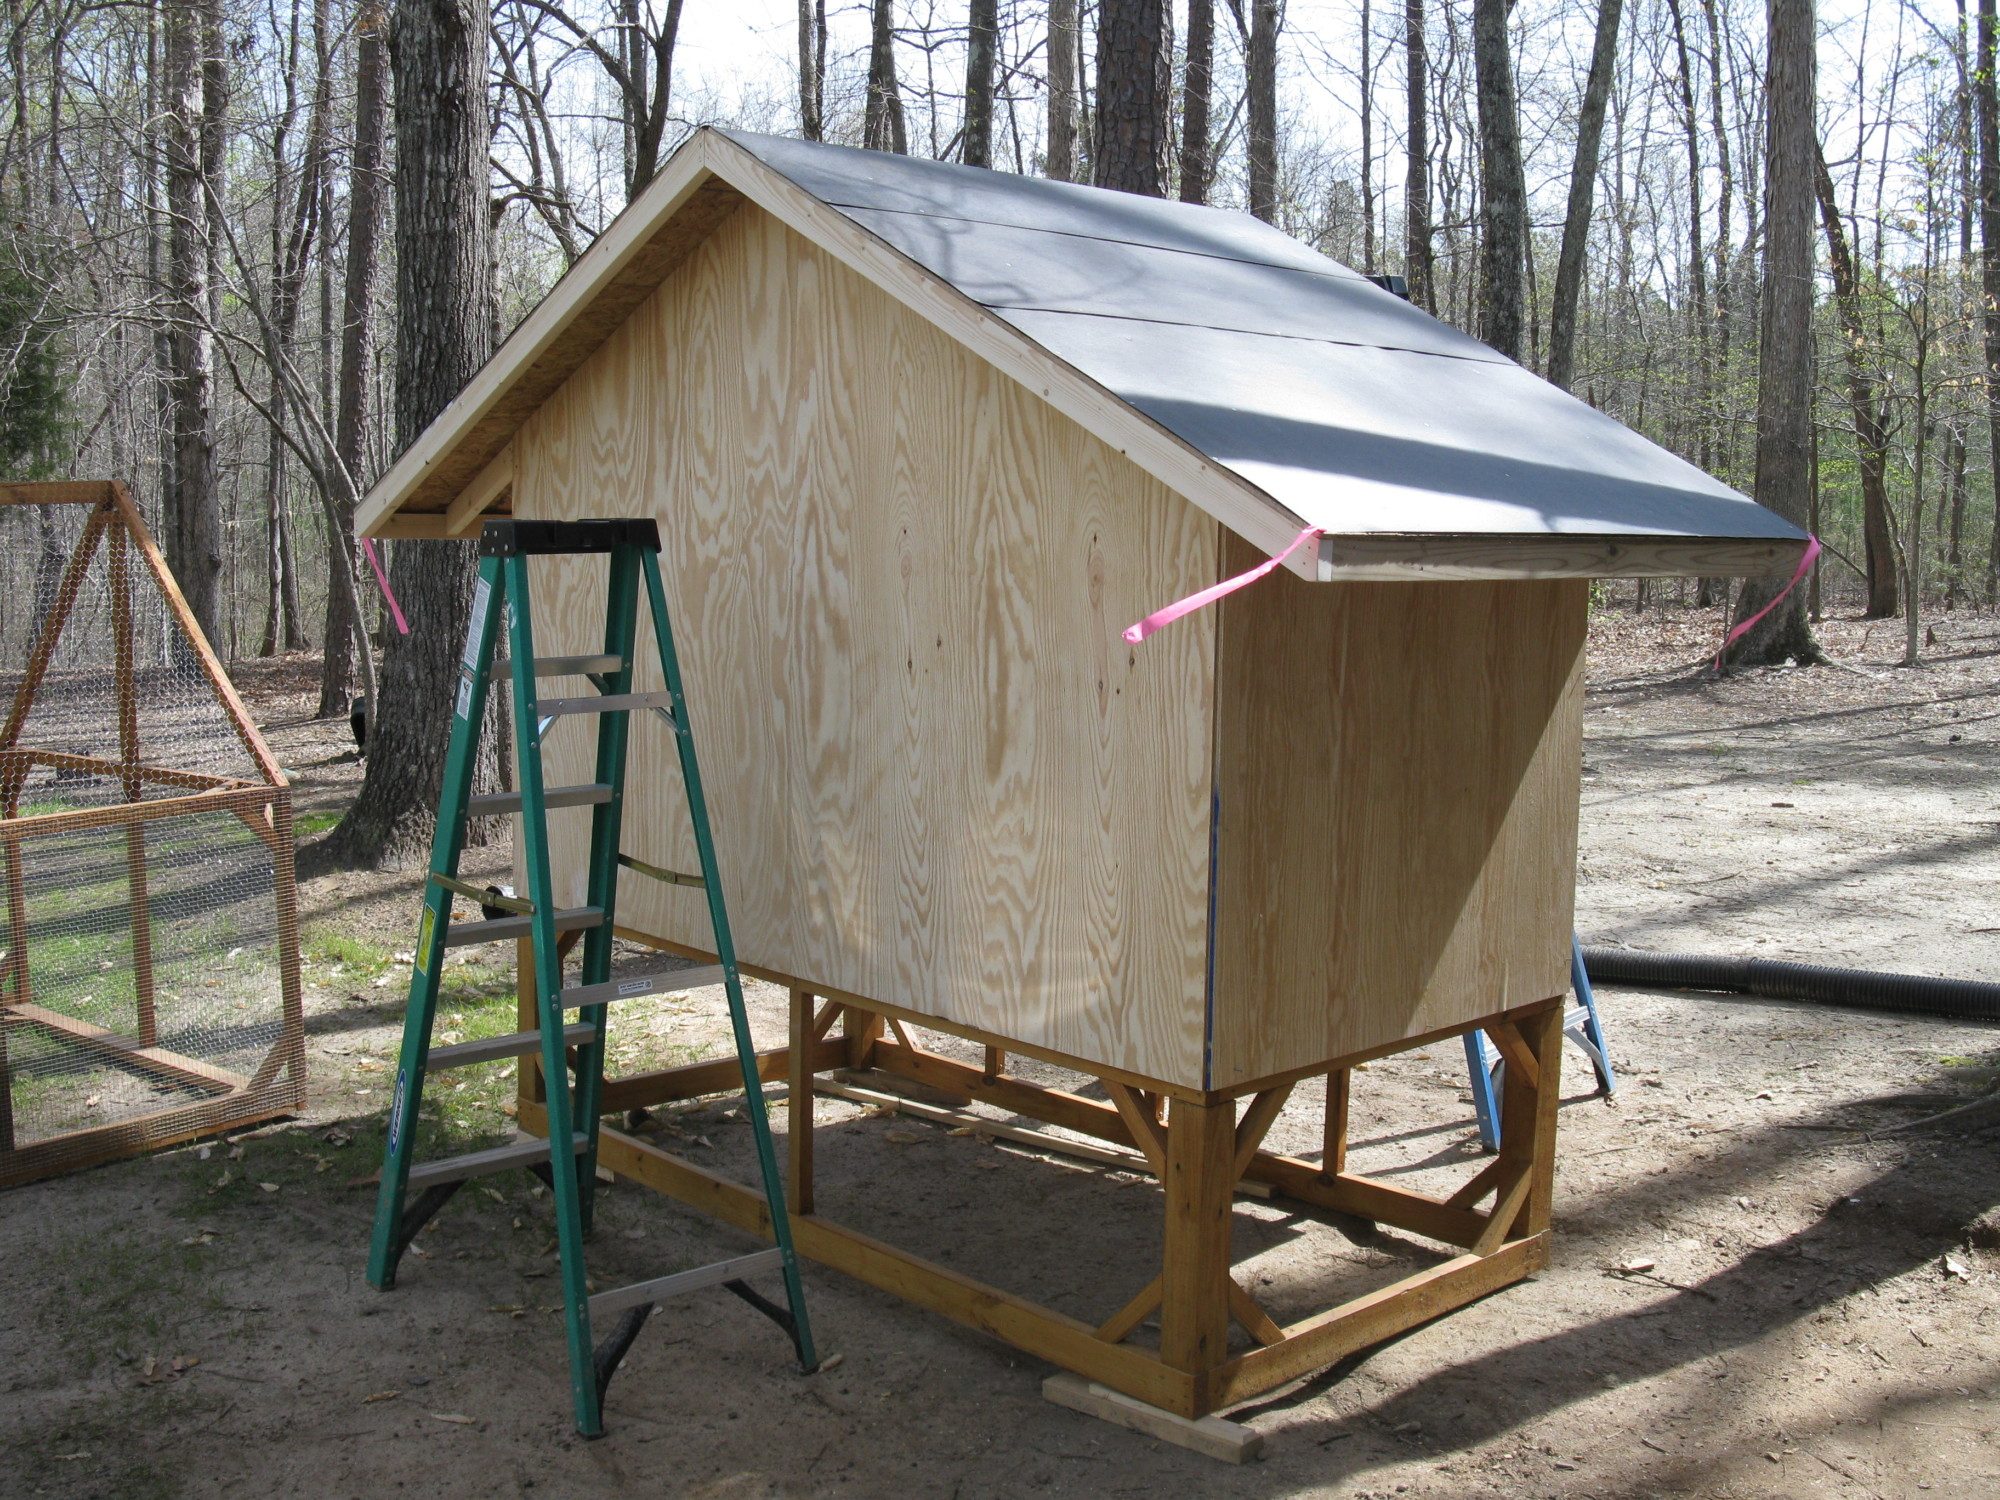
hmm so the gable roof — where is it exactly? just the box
[359,128,1807,582]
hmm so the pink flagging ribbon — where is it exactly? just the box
[1713,534,1820,668]
[1124,525,1323,644]
[361,536,410,636]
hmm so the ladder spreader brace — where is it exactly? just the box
[364,517,819,1437]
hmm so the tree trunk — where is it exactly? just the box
[1979,0,2000,605]
[1179,0,1212,203]
[162,0,224,647]
[963,0,996,166]
[319,0,389,719]
[1813,146,1898,618]
[1403,0,1434,311]
[1246,0,1279,221]
[1546,0,1621,391]
[797,0,826,140]
[1727,0,1824,668]
[1047,0,1079,179]
[1471,0,1525,360]
[625,1,684,194]
[864,0,908,154]
[1666,0,1711,473]
[1360,0,1375,272]
[1094,0,1172,197]
[327,0,494,868]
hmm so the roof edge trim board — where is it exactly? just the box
[1316,532,1811,583]
[697,132,1317,575]
[356,136,737,537]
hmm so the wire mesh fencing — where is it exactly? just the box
[0,482,305,1188]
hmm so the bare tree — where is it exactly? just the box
[797,0,826,140]
[1979,0,2000,603]
[320,0,391,719]
[161,0,226,645]
[1471,0,1525,360]
[328,0,496,867]
[1546,0,1621,392]
[865,0,908,154]
[1814,144,1899,618]
[1727,0,1824,667]
[963,0,997,166]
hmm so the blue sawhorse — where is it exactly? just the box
[1464,935,1614,1152]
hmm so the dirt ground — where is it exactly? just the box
[5,603,2000,1499]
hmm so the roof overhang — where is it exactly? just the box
[360,130,1808,584]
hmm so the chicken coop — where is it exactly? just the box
[0,482,304,1188]
[358,131,1807,1427]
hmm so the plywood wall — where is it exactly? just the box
[1208,544,1587,1089]
[513,202,1221,1087]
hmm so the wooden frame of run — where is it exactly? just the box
[0,482,306,1189]
[515,927,1564,1423]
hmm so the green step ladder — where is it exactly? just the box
[365,517,817,1437]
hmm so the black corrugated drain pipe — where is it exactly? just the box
[1578,947,2000,1023]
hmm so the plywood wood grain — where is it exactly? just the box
[514,203,1219,1086]
[1207,546,1586,1089]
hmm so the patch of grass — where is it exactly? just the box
[303,928,397,982]
[292,809,342,837]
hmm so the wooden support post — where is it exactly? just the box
[788,987,815,1214]
[516,935,545,1109]
[108,524,159,1045]
[266,794,308,1103]
[1158,1096,1237,1392]
[842,1004,883,1069]
[1322,1067,1351,1177]
[1502,999,1564,1237]
[982,1044,1003,1082]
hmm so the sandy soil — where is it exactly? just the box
[4,608,1999,1499]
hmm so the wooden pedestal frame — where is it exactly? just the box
[517,946,1563,1422]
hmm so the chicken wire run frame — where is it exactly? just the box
[0,481,305,1188]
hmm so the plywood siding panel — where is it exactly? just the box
[1209,545,1586,1089]
[513,204,1218,1087]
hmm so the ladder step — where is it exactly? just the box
[493,653,625,677]
[558,964,726,1010]
[538,691,674,721]
[589,1248,785,1320]
[430,1021,597,1070]
[443,905,605,948]
[467,783,614,817]
[406,1132,587,1191]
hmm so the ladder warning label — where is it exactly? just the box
[617,977,654,996]
[416,907,435,971]
[463,578,491,669]
[453,672,473,722]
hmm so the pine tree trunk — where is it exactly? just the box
[1094,0,1172,197]
[1727,0,1824,668]
[1403,0,1434,310]
[1246,0,1278,220]
[1471,0,1525,360]
[1047,0,1078,179]
[319,0,389,719]
[326,0,493,868]
[963,0,996,166]
[1179,0,1211,203]
[1546,0,1621,391]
